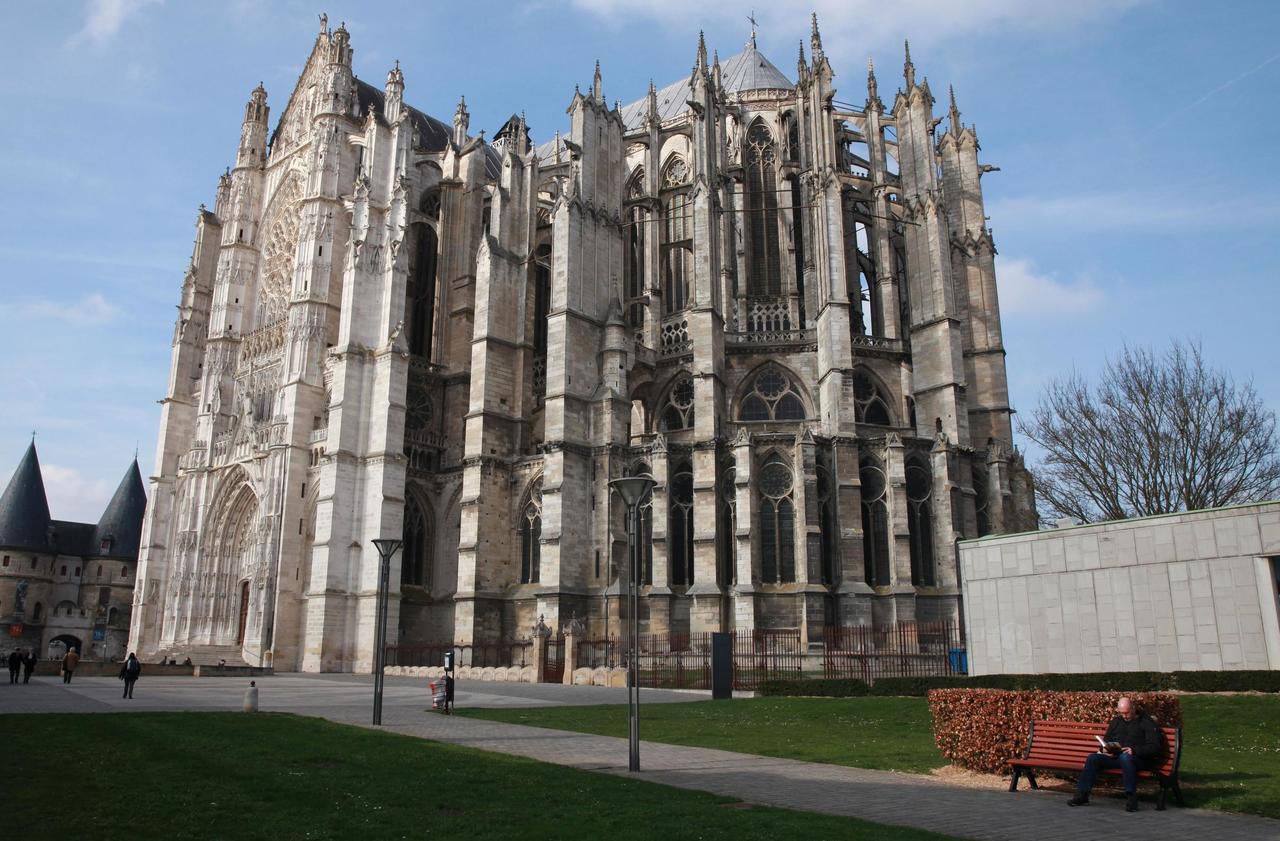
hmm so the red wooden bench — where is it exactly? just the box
[1008,719,1184,810]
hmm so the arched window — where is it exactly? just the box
[629,461,654,586]
[849,199,881,337]
[401,494,433,588]
[852,370,893,426]
[745,122,781,296]
[107,607,118,626]
[817,463,837,586]
[420,189,441,219]
[669,461,694,586]
[860,458,890,586]
[533,244,552,356]
[738,366,807,422]
[520,478,543,584]
[661,158,693,315]
[658,376,695,432]
[625,170,647,330]
[906,455,935,586]
[973,465,992,538]
[32,602,43,623]
[718,456,737,586]
[408,224,438,358]
[785,114,800,163]
[758,455,795,583]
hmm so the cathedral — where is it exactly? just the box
[130,15,1036,672]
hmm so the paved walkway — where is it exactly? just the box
[2,675,1276,841]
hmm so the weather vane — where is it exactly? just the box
[748,11,758,43]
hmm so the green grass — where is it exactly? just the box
[460,694,1280,818]
[0,712,961,841]
[460,697,944,772]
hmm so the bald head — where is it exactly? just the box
[1117,697,1135,720]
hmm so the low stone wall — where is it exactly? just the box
[193,664,274,678]
[569,666,628,687]
[32,660,196,678]
[384,664,535,682]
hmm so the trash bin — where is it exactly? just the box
[947,648,968,675]
[430,681,448,710]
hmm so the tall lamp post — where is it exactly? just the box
[608,474,655,772]
[371,537,403,726]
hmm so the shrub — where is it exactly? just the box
[756,670,1279,697]
[927,689,1183,774]
[1171,670,1280,693]
[757,678,870,697]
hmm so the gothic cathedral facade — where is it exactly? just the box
[131,17,1036,672]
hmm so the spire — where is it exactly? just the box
[904,40,916,89]
[94,458,146,560]
[797,40,806,75]
[948,84,962,134]
[810,12,823,55]
[712,49,722,90]
[384,60,404,122]
[453,94,469,146]
[696,30,708,72]
[0,440,52,551]
[646,79,658,123]
[330,20,352,66]
[593,59,604,104]
[244,82,268,124]
[867,56,882,110]
[748,10,758,48]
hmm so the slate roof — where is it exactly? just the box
[93,459,146,561]
[0,442,52,551]
[0,444,146,559]
[353,80,501,179]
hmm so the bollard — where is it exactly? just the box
[243,679,259,713]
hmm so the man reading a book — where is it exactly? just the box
[1068,697,1163,812]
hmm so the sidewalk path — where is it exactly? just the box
[3,675,1276,841]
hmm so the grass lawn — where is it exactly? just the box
[0,712,962,841]
[460,694,1280,818]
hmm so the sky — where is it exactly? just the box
[1,0,1278,522]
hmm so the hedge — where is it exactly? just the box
[927,689,1184,774]
[756,669,1280,697]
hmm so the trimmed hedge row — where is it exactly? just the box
[757,669,1280,697]
[927,689,1183,774]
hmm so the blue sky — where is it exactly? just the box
[2,0,1278,521]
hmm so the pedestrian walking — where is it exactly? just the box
[21,649,36,684]
[119,652,142,699]
[61,647,80,684]
[7,649,20,684]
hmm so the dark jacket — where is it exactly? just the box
[1104,713,1163,763]
[7,652,20,671]
[119,658,142,681]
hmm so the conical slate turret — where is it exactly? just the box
[0,441,52,550]
[94,459,147,559]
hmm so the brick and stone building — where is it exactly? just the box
[0,441,145,662]
[131,16,1036,672]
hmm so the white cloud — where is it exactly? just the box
[569,0,1147,52]
[2,293,122,326]
[42,463,116,524]
[995,256,1103,316]
[988,192,1280,233]
[70,0,163,48]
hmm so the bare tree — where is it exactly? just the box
[1020,340,1280,523]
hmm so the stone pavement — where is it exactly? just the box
[2,675,1276,841]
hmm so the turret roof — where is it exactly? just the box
[93,459,147,560]
[0,441,51,551]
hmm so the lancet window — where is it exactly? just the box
[849,200,880,337]
[401,494,433,588]
[852,370,893,426]
[533,244,552,356]
[906,454,935,586]
[629,461,654,586]
[817,460,837,586]
[658,376,695,432]
[860,458,890,587]
[738,367,806,422]
[718,455,737,586]
[408,222,438,358]
[520,478,542,584]
[973,465,992,538]
[669,460,695,586]
[625,169,647,330]
[758,455,796,584]
[745,121,782,296]
[661,158,693,315]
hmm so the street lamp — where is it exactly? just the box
[371,537,403,726]
[609,474,656,772]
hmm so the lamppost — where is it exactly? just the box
[608,474,656,772]
[371,537,403,726]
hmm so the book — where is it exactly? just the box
[1095,736,1123,754]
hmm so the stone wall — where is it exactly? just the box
[959,502,1280,675]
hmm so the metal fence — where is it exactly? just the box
[822,621,965,682]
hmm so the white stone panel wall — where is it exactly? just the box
[960,502,1280,675]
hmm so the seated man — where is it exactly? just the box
[1069,697,1162,812]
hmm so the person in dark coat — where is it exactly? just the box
[119,652,142,699]
[21,649,36,683]
[1068,697,1163,812]
[7,650,21,684]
